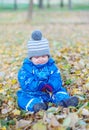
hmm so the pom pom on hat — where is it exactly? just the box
[31,30,42,40]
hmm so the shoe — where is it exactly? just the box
[33,103,48,113]
[62,96,79,107]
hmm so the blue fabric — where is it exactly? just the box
[17,57,70,112]
[52,91,70,105]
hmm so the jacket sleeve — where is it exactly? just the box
[18,67,39,92]
[47,64,63,92]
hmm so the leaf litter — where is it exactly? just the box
[0,11,89,130]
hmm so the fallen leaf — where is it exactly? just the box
[1,126,7,130]
[63,113,79,129]
[16,119,32,129]
[12,109,21,116]
[32,120,47,130]
[82,108,89,116]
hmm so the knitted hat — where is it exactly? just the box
[27,30,50,58]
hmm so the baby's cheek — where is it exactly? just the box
[44,59,48,62]
[33,59,39,65]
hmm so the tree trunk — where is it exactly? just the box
[68,0,72,10]
[28,0,33,20]
[14,0,17,10]
[47,0,50,8]
[38,0,43,9]
[60,0,64,7]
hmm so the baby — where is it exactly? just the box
[17,30,78,113]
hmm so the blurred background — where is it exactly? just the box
[0,0,89,11]
[0,0,89,55]
[0,0,89,19]
[0,0,89,43]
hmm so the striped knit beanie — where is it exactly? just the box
[27,30,50,58]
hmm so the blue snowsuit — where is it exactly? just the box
[17,58,70,112]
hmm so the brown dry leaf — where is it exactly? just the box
[49,115,60,127]
[48,126,65,130]
[48,114,65,130]
[43,112,50,124]
[16,119,32,129]
[63,112,79,129]
[82,108,89,117]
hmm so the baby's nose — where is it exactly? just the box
[39,57,43,60]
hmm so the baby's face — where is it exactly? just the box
[31,55,49,65]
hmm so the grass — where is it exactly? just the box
[73,4,89,10]
[0,3,89,12]
[0,3,29,11]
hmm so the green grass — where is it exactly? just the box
[73,4,89,10]
[0,3,29,11]
[0,3,89,12]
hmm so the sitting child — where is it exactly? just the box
[17,30,78,113]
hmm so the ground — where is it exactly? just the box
[0,10,89,130]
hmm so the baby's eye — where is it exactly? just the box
[42,56,46,58]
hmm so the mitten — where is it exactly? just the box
[39,82,53,92]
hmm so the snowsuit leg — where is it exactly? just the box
[17,90,50,112]
[51,88,70,105]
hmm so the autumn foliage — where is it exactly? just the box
[0,11,89,130]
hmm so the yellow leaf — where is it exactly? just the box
[13,109,21,116]
[0,88,4,93]
[0,83,3,88]
[75,70,81,75]
[58,64,64,69]
[72,88,83,95]
[32,120,47,130]
[86,77,89,82]
[1,126,7,130]
[11,79,17,85]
